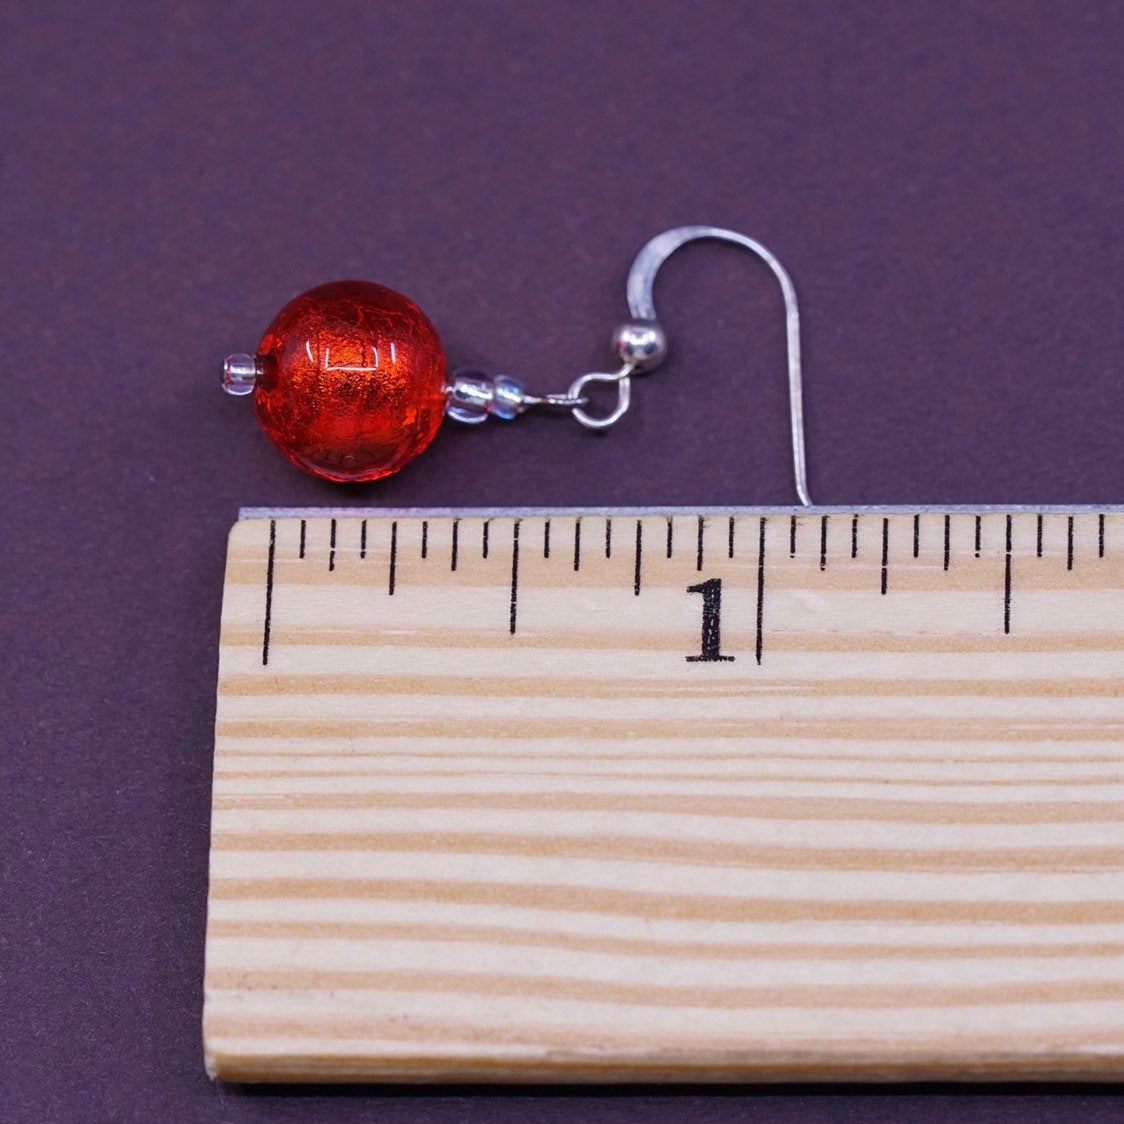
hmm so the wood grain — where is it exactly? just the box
[204,511,1124,1082]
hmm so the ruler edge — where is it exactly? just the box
[239,504,1124,521]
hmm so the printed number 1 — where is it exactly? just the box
[687,578,734,662]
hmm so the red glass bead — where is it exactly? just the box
[253,281,447,483]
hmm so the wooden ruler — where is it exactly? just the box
[204,507,1124,1083]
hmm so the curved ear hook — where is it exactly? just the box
[624,225,812,507]
[440,223,812,504]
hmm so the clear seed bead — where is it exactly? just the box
[490,376,525,420]
[446,370,526,423]
[222,353,259,396]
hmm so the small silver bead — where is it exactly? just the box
[610,319,668,372]
[222,353,259,396]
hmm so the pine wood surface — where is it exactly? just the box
[204,511,1124,1082]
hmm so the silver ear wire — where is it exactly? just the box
[622,226,811,506]
[443,224,813,507]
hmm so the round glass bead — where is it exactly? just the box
[253,280,447,483]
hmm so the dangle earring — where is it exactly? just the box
[222,225,813,504]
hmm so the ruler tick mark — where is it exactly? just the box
[944,514,951,571]
[573,520,582,572]
[1067,516,1074,571]
[388,521,398,594]
[1004,514,1013,635]
[974,515,982,558]
[450,519,459,572]
[421,521,428,559]
[299,519,306,560]
[851,515,858,559]
[820,515,828,571]
[543,520,551,559]
[1100,513,1106,558]
[666,517,673,559]
[881,517,889,595]
[328,518,337,572]
[755,517,767,665]
[913,514,920,559]
[789,515,797,558]
[605,518,612,559]
[360,519,367,560]
[261,519,276,667]
[482,520,490,560]
[1037,514,1044,558]
[697,515,705,572]
[509,520,521,635]
[728,516,735,559]
[634,520,643,596]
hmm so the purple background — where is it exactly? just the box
[3,1,1123,1120]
